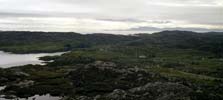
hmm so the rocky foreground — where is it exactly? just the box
[66,61,190,100]
[0,61,203,100]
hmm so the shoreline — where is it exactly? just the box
[0,51,67,68]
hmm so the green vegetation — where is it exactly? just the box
[0,30,223,100]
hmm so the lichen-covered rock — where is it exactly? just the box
[62,96,92,100]
[68,61,165,95]
[93,82,192,100]
[67,82,192,100]
[15,80,34,88]
[105,89,127,99]
[128,82,192,100]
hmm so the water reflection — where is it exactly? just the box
[0,86,6,91]
[0,94,61,100]
[0,51,66,68]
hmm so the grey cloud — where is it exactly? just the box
[96,18,172,24]
[0,0,222,33]
[121,26,223,32]
[96,18,146,23]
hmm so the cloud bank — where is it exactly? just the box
[0,0,222,34]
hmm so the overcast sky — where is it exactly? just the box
[0,0,222,34]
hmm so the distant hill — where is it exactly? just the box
[0,30,222,56]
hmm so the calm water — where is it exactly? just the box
[0,94,61,100]
[0,86,6,91]
[0,51,65,100]
[0,51,66,68]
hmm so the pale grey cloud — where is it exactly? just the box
[119,26,223,32]
[0,0,222,33]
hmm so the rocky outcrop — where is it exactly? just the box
[15,80,34,88]
[66,61,192,100]
[68,61,164,95]
[66,82,192,100]
[128,82,192,100]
